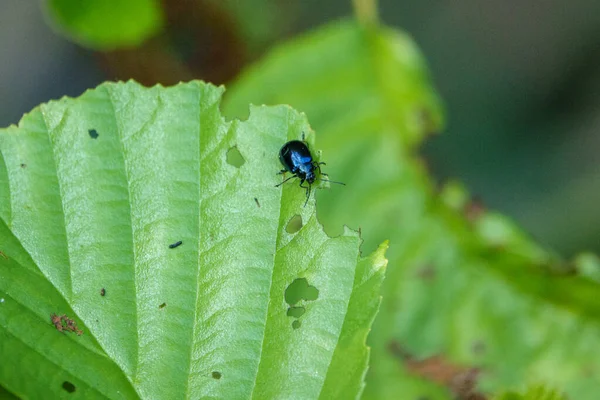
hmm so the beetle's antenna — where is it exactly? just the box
[319,178,346,186]
[275,175,296,187]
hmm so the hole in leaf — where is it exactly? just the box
[286,306,306,318]
[292,320,302,330]
[159,302,166,309]
[62,381,76,393]
[88,129,99,139]
[285,278,318,306]
[226,146,245,168]
[285,215,302,234]
[212,371,222,379]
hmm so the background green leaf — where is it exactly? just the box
[224,20,600,399]
[0,81,385,398]
[494,385,567,400]
[45,0,164,49]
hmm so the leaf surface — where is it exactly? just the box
[224,20,600,399]
[0,81,385,399]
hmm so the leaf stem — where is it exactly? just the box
[352,0,379,26]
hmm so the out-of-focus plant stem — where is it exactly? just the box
[352,0,379,26]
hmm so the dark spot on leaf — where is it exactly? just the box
[285,215,302,234]
[169,240,183,249]
[159,303,166,309]
[286,306,305,318]
[226,146,245,168]
[254,197,260,208]
[416,264,436,280]
[285,278,318,305]
[211,371,222,379]
[88,129,99,139]
[62,381,76,393]
[20,163,26,168]
[292,320,301,330]
[0,250,7,260]
[471,341,486,355]
[100,288,106,296]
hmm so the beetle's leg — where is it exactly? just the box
[275,175,296,187]
[305,184,311,207]
[313,161,321,174]
[278,169,287,175]
[299,180,311,207]
[313,161,328,177]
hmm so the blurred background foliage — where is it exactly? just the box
[2,0,600,255]
[2,0,600,399]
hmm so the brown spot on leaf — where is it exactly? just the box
[51,313,83,336]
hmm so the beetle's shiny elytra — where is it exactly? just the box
[275,136,344,206]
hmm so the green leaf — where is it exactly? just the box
[45,0,164,49]
[224,20,600,399]
[0,81,386,398]
[494,385,567,400]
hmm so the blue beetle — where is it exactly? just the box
[276,135,344,206]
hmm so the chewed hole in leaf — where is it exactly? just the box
[88,129,99,139]
[226,146,245,168]
[211,371,222,380]
[286,306,306,318]
[62,381,76,393]
[285,278,318,306]
[292,320,302,330]
[159,302,166,309]
[285,215,303,233]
